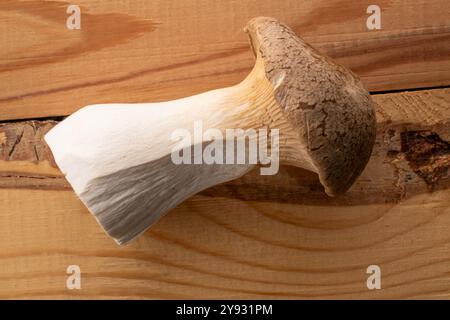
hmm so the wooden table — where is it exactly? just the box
[0,0,449,299]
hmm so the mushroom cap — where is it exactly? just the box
[245,17,376,196]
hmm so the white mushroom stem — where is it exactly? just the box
[45,57,314,245]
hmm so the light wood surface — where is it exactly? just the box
[1,88,449,299]
[1,0,450,120]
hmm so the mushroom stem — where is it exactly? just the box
[45,57,310,245]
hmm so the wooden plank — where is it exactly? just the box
[0,0,449,121]
[0,88,449,298]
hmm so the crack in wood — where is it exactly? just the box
[8,129,24,158]
[401,130,450,189]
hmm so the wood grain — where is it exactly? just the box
[1,0,450,120]
[0,88,450,299]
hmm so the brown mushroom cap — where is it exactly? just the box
[245,17,376,196]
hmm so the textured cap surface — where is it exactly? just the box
[245,17,376,195]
